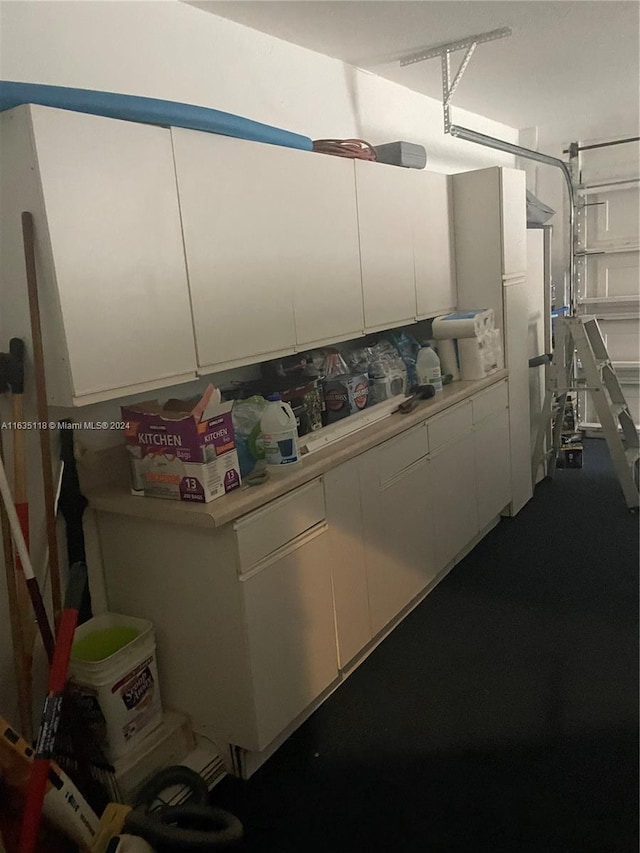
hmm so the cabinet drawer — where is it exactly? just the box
[235,479,326,571]
[374,423,428,487]
[428,401,472,453]
[472,380,508,425]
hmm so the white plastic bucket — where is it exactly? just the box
[69,613,162,762]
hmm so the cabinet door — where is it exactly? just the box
[414,171,457,318]
[475,407,511,530]
[430,431,478,572]
[324,460,371,668]
[241,527,338,751]
[173,131,363,370]
[173,129,295,370]
[504,279,533,513]
[355,160,417,331]
[30,106,197,401]
[500,168,527,277]
[452,168,504,321]
[290,157,363,348]
[358,426,433,636]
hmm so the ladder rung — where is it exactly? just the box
[547,314,639,507]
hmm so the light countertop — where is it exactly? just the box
[85,370,508,529]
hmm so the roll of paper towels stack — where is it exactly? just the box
[435,338,460,381]
[432,310,503,381]
[431,309,495,340]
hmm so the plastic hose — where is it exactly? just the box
[123,765,243,850]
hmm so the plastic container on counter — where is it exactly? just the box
[260,394,301,469]
[415,344,443,392]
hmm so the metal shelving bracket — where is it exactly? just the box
[400,27,511,133]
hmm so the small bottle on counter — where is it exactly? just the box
[415,344,443,392]
[260,394,301,470]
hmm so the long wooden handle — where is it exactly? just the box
[21,211,62,626]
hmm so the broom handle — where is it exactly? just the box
[21,211,62,626]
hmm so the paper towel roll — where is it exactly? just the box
[432,309,494,340]
[458,337,487,381]
[436,338,460,381]
[488,328,504,370]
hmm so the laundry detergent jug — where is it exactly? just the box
[260,394,301,468]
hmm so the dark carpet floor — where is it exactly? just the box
[214,438,639,853]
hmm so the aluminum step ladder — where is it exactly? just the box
[532,314,639,510]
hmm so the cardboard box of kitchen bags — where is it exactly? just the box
[122,384,241,503]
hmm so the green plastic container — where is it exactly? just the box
[69,612,162,761]
[72,625,140,663]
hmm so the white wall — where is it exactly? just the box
[0,0,519,727]
[0,0,518,172]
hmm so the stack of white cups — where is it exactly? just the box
[432,309,504,381]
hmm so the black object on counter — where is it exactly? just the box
[411,384,437,400]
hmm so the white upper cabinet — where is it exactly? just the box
[500,168,527,277]
[290,154,363,348]
[452,168,504,312]
[414,170,457,318]
[2,104,463,404]
[2,105,197,405]
[172,129,296,371]
[172,131,363,370]
[355,160,417,331]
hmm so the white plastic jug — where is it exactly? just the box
[260,395,300,468]
[415,345,443,392]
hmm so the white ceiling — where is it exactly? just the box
[187,0,640,129]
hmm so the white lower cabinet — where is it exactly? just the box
[240,525,338,750]
[358,425,434,637]
[428,403,479,572]
[98,482,338,756]
[97,379,513,775]
[324,460,371,668]
[474,407,511,530]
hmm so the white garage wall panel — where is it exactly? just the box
[577,139,639,429]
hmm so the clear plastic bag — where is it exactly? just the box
[387,331,421,388]
[231,395,269,476]
[322,348,350,379]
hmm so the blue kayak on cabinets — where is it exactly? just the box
[0,80,313,151]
